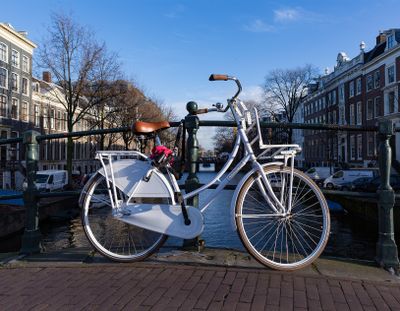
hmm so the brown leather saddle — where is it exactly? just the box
[132,121,170,134]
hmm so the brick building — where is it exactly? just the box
[0,23,36,189]
[303,29,400,169]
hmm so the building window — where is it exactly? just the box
[34,105,40,127]
[32,82,40,92]
[21,101,28,122]
[374,70,380,89]
[43,107,48,129]
[367,74,373,91]
[22,78,29,95]
[387,65,395,84]
[374,97,380,118]
[0,67,7,88]
[367,99,373,120]
[50,108,55,129]
[332,90,336,105]
[350,135,356,160]
[349,104,355,125]
[22,55,29,73]
[356,77,362,95]
[357,134,362,160]
[387,34,394,49]
[356,102,362,125]
[11,98,18,119]
[367,133,375,157]
[339,106,345,125]
[349,81,354,98]
[56,110,61,130]
[64,112,68,131]
[339,84,344,102]
[0,95,6,117]
[388,91,395,114]
[11,73,18,92]
[11,49,19,68]
[0,42,7,62]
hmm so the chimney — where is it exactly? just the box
[376,31,386,45]
[42,71,52,83]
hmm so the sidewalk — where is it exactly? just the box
[1,248,400,310]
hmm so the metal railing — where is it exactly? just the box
[0,101,399,271]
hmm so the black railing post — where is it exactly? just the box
[376,120,399,272]
[20,130,42,254]
[184,101,200,248]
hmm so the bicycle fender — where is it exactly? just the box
[229,162,283,231]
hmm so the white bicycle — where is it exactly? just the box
[80,74,330,271]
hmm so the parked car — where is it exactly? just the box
[356,175,400,192]
[323,169,378,189]
[336,176,374,191]
[305,167,336,184]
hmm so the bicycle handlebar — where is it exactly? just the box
[209,73,242,101]
[209,74,229,81]
[193,74,243,115]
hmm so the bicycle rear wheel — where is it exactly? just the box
[235,166,330,270]
[81,172,167,262]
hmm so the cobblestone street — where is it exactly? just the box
[1,262,400,310]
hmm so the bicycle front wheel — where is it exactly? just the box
[235,166,330,270]
[81,172,167,262]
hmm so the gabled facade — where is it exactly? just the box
[302,29,400,169]
[0,23,36,189]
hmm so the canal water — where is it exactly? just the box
[0,165,386,262]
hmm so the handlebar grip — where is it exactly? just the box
[195,108,208,114]
[209,74,229,81]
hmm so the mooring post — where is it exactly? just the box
[20,130,42,254]
[184,101,201,249]
[376,120,399,272]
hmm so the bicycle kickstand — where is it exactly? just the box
[176,192,191,225]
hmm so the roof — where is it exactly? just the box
[0,22,37,49]
[364,41,386,63]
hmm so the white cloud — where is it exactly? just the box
[241,85,264,103]
[274,8,301,22]
[244,19,275,33]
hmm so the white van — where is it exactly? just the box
[34,170,68,191]
[323,169,377,189]
[305,167,335,183]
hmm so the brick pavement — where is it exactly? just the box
[1,263,400,310]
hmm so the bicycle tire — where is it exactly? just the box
[235,165,330,270]
[81,172,167,262]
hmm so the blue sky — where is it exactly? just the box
[2,0,400,149]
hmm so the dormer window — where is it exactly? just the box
[387,34,395,49]
[32,82,40,92]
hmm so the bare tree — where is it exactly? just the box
[37,12,122,184]
[263,64,317,143]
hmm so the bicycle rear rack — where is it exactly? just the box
[250,108,301,164]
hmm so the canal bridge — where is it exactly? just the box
[0,101,399,273]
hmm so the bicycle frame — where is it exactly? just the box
[167,97,300,215]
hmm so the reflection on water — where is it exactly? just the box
[0,167,391,261]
